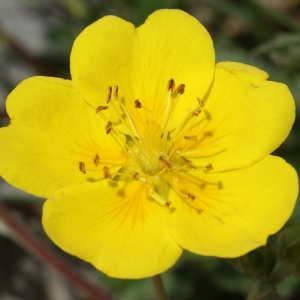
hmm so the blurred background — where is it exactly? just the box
[0,0,299,299]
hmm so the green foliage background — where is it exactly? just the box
[0,0,299,299]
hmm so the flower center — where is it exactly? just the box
[79,79,216,208]
[128,125,166,176]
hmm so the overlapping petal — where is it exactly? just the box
[167,155,298,257]
[71,9,215,136]
[42,180,182,278]
[0,77,126,198]
[176,62,296,171]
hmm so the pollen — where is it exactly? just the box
[134,99,142,109]
[177,84,185,95]
[184,135,198,141]
[113,85,119,100]
[96,106,108,113]
[103,166,112,180]
[188,193,196,201]
[197,97,205,108]
[93,154,100,166]
[167,78,175,92]
[106,121,113,134]
[164,201,172,208]
[206,164,214,171]
[79,162,86,174]
[192,110,201,117]
[106,86,112,103]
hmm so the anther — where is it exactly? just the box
[106,86,112,103]
[206,163,214,171]
[197,97,205,108]
[167,78,175,92]
[79,162,86,174]
[132,171,139,181]
[106,121,113,134]
[177,84,185,95]
[93,154,100,167]
[188,193,196,201]
[134,99,142,109]
[192,110,201,117]
[184,135,198,141]
[103,166,112,180]
[113,86,119,100]
[159,156,173,170]
[96,106,108,113]
[164,201,172,208]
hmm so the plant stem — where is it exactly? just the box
[151,274,168,300]
[0,201,113,300]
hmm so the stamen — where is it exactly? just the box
[96,106,109,113]
[132,171,139,181]
[171,183,193,201]
[167,99,206,157]
[103,166,112,180]
[181,144,226,157]
[192,110,201,117]
[184,135,198,141]
[106,121,113,134]
[162,83,185,148]
[161,79,174,132]
[177,84,185,95]
[188,193,196,201]
[134,99,142,108]
[159,156,173,170]
[93,154,100,166]
[113,85,119,101]
[178,161,214,173]
[165,201,172,208]
[106,86,112,103]
[134,99,153,124]
[206,163,214,171]
[174,160,193,172]
[174,134,199,156]
[181,172,221,189]
[148,188,172,208]
[94,99,130,150]
[79,162,86,174]
[110,86,140,138]
[197,97,205,108]
[119,100,140,139]
[108,98,136,143]
[168,103,202,146]
[167,78,175,92]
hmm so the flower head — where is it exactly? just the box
[0,9,298,279]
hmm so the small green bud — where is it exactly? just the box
[229,245,276,279]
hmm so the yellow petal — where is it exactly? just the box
[177,62,296,171]
[42,180,182,279]
[167,155,298,257]
[71,9,215,136]
[0,77,126,198]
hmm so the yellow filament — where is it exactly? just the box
[148,187,171,208]
[109,100,137,143]
[119,101,140,139]
[161,89,172,133]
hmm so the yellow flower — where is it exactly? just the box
[0,10,298,279]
